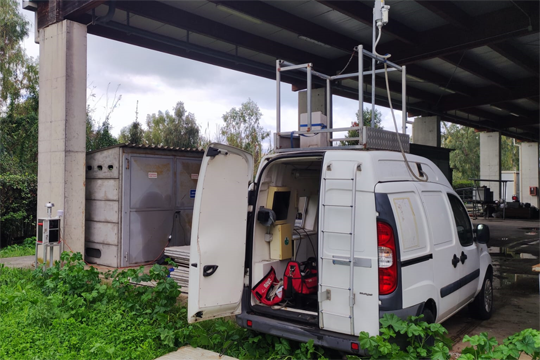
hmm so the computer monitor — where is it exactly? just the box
[266,187,291,225]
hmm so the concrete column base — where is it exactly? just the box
[37,20,87,255]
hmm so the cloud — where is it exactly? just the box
[21,9,412,141]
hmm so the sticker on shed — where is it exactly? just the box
[148,172,158,179]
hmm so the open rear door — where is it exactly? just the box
[188,144,253,323]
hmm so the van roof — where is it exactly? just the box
[262,149,452,190]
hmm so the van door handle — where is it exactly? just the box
[460,251,467,264]
[203,265,219,277]
[452,254,460,268]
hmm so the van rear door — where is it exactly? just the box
[319,153,379,336]
[187,144,253,323]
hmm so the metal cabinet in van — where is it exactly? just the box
[187,145,492,355]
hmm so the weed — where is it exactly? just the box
[0,237,35,258]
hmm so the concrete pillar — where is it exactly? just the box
[412,116,440,147]
[519,142,540,208]
[37,20,87,256]
[480,132,501,200]
[298,87,326,126]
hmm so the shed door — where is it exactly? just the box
[128,156,174,265]
[188,144,253,323]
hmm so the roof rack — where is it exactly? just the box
[275,44,410,153]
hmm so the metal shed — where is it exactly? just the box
[85,144,204,267]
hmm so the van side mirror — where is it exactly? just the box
[475,224,490,245]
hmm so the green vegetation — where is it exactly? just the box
[0,237,35,258]
[341,108,383,146]
[0,175,37,245]
[354,313,539,360]
[1,253,539,359]
[442,123,519,184]
[0,252,327,360]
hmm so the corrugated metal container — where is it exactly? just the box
[85,144,204,267]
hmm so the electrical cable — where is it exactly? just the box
[435,51,465,108]
[383,62,429,182]
[292,228,303,261]
[299,228,316,258]
[374,25,392,60]
[510,0,532,31]
[337,50,356,75]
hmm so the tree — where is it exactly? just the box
[500,135,519,171]
[442,123,520,184]
[145,102,200,148]
[442,123,480,182]
[118,121,145,145]
[341,108,383,145]
[221,99,270,167]
[0,0,39,175]
[0,0,29,110]
[86,115,118,152]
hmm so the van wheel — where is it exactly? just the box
[421,308,435,324]
[421,308,435,347]
[469,272,493,320]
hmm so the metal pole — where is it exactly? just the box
[402,65,407,134]
[326,78,332,138]
[371,17,376,127]
[307,64,312,132]
[276,60,281,146]
[358,45,364,143]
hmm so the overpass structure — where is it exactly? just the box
[24,0,539,255]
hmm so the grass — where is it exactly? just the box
[0,252,328,360]
[0,237,35,258]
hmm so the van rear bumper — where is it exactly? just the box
[236,311,366,355]
[380,302,424,320]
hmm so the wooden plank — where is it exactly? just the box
[156,346,238,360]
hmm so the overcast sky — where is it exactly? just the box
[21,9,410,144]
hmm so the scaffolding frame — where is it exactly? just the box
[275,44,407,149]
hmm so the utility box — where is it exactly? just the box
[37,218,60,244]
[85,144,204,267]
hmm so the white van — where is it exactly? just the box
[187,144,493,354]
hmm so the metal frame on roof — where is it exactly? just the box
[28,0,539,141]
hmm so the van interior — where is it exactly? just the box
[251,156,323,324]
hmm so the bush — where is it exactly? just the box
[3,254,538,360]
[0,174,37,246]
[0,236,35,258]
[453,180,474,190]
[1,252,328,360]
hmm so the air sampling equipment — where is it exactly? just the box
[35,202,63,270]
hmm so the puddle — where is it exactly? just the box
[489,247,538,259]
[493,272,539,293]
[519,227,539,235]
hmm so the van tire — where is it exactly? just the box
[421,308,435,347]
[421,308,435,324]
[469,271,493,320]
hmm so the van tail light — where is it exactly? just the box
[377,221,397,295]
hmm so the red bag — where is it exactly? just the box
[251,267,283,306]
[283,258,318,296]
